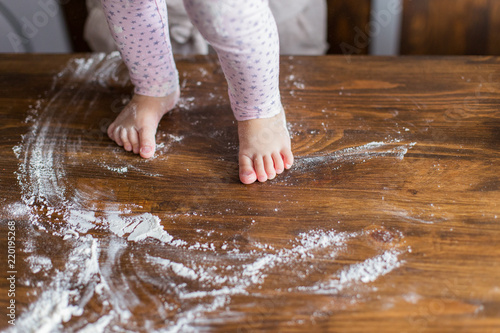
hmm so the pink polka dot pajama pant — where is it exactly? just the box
[100,0,283,121]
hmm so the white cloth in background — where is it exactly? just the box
[84,0,327,55]
[271,0,328,55]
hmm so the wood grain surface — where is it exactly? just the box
[0,54,499,332]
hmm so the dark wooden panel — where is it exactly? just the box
[326,0,371,54]
[488,0,500,54]
[401,0,500,55]
[60,0,91,52]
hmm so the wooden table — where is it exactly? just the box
[0,53,499,332]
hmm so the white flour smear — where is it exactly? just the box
[297,250,404,294]
[295,141,417,171]
[9,236,100,333]
[9,55,409,332]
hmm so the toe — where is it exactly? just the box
[272,152,284,174]
[254,156,268,182]
[113,127,123,146]
[128,129,140,154]
[120,128,132,151]
[282,149,294,169]
[239,154,257,184]
[263,155,276,180]
[107,123,116,141]
[138,126,156,158]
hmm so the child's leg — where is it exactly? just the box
[183,0,294,184]
[101,0,180,158]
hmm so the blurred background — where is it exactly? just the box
[0,0,499,55]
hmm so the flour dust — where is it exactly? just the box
[7,54,411,332]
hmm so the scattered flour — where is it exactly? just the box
[77,315,114,333]
[106,212,174,243]
[99,163,128,174]
[7,236,100,333]
[25,256,53,274]
[298,250,403,294]
[3,202,30,218]
[8,54,410,332]
[295,141,417,171]
[338,250,403,285]
[403,292,422,304]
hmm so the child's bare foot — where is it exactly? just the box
[238,110,294,184]
[107,90,179,158]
